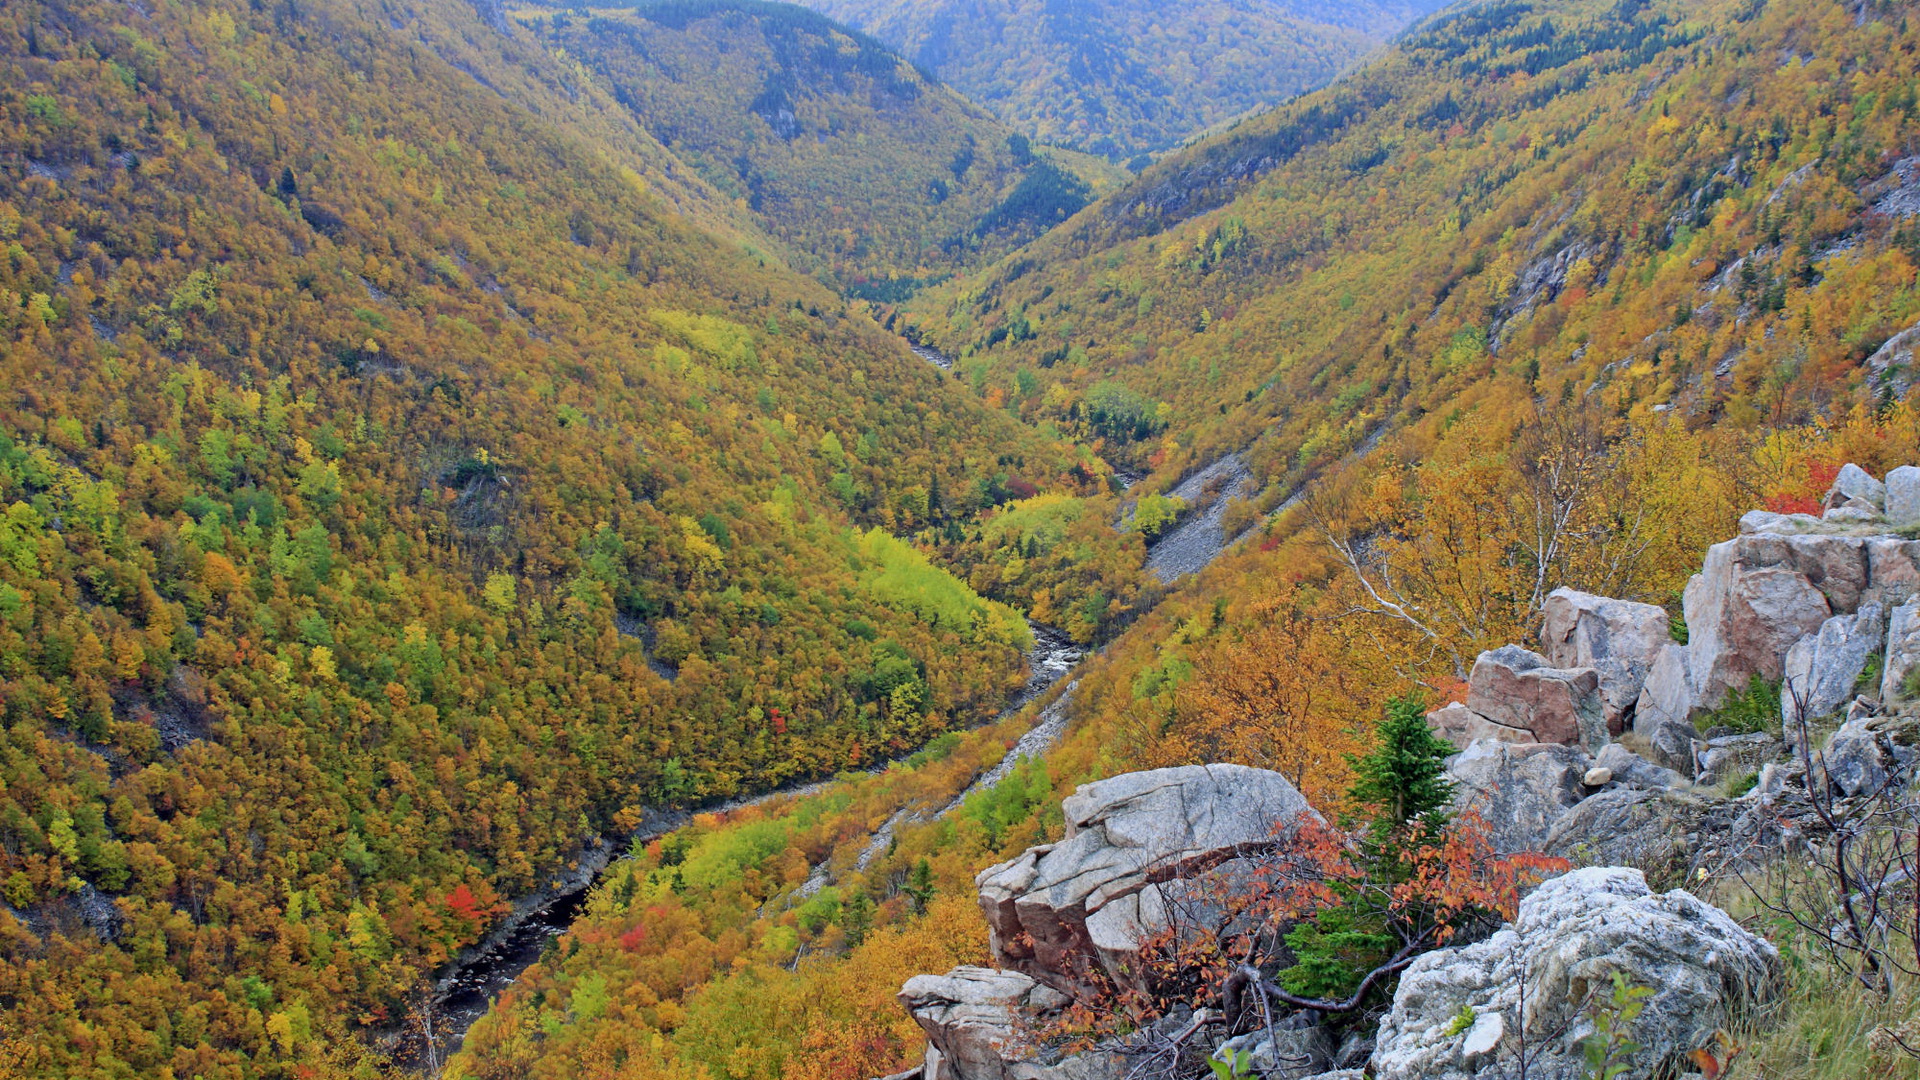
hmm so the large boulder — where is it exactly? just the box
[1826,462,1887,511]
[1683,545,1834,705]
[1465,646,1608,753]
[1883,602,1920,707]
[1426,701,1533,752]
[1539,588,1671,734]
[1543,785,1714,874]
[899,967,1072,1080]
[1446,742,1590,853]
[976,765,1314,991]
[1370,868,1781,1080]
[1888,466,1920,529]
[1783,605,1885,726]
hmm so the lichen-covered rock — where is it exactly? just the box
[976,765,1314,991]
[1818,718,1892,798]
[1465,646,1608,752]
[1446,741,1590,853]
[1539,588,1671,734]
[1695,732,1778,788]
[1370,868,1781,1080]
[1783,605,1886,726]
[1544,785,1712,872]
[1593,742,1686,790]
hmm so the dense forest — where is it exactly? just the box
[791,0,1421,161]
[449,0,1920,1077]
[12,0,1920,1075]
[515,0,1127,294]
[0,0,1124,1072]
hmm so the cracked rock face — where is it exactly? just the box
[1446,741,1591,854]
[1539,588,1671,734]
[1464,646,1609,753]
[976,765,1314,992]
[1371,867,1781,1080]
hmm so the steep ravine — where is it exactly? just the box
[418,623,1084,1061]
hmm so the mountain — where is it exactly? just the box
[0,0,1108,1071]
[792,0,1417,161]
[516,0,1128,294]
[447,0,1920,1076]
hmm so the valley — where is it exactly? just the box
[6,0,1920,1077]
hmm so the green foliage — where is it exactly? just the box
[1207,1047,1255,1080]
[1130,493,1186,539]
[856,528,1032,648]
[1445,1004,1477,1037]
[1350,694,1456,832]
[1579,971,1653,1080]
[1279,906,1396,1000]
[960,757,1051,849]
[1701,676,1782,735]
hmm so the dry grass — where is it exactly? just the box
[1705,878,1920,1079]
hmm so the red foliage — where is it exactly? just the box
[1006,476,1040,500]
[444,882,505,926]
[1765,458,1840,515]
[770,707,787,735]
[618,924,647,952]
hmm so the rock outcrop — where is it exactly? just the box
[1463,646,1609,752]
[899,967,1071,1080]
[1370,868,1781,1080]
[1539,588,1670,733]
[976,765,1314,991]
[1783,604,1885,726]
[1445,741,1590,853]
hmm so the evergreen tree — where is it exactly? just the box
[1348,694,1455,834]
[904,857,935,916]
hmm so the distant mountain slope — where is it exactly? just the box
[518,0,1126,293]
[0,0,1096,1070]
[903,0,1920,487]
[793,0,1398,160]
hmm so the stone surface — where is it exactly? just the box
[1465,646,1608,752]
[1633,643,1696,730]
[899,967,1058,1080]
[1695,732,1778,788]
[1783,605,1886,726]
[977,765,1314,990]
[1543,785,1712,872]
[1594,741,1687,790]
[1213,1022,1335,1080]
[1641,715,1701,776]
[1446,741,1590,853]
[1539,588,1671,734]
[1884,602,1920,706]
[1827,463,1887,510]
[1581,766,1612,787]
[1888,466,1920,528]
[1370,868,1781,1080]
[1425,701,1534,752]
[1739,509,1823,534]
[1819,718,1891,798]
[1683,543,1833,707]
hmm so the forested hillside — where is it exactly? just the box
[515,0,1126,295]
[450,0,1920,1077]
[792,0,1396,161]
[0,0,1114,1071]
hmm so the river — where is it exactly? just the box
[416,621,1085,1064]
